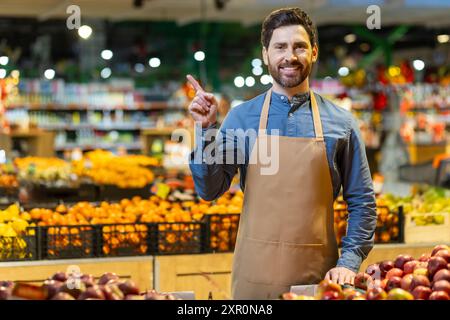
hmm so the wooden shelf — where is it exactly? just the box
[7,101,187,111]
[54,142,143,151]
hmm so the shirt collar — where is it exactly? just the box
[270,90,310,108]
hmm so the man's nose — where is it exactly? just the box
[285,49,299,61]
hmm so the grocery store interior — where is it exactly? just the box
[0,0,449,300]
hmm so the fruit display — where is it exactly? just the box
[0,164,18,189]
[0,174,18,189]
[333,196,401,246]
[185,191,243,252]
[281,244,450,300]
[0,272,179,300]
[0,204,36,260]
[379,186,450,219]
[27,197,199,256]
[14,157,74,185]
[0,191,244,259]
[71,150,158,188]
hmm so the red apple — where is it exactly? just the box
[412,286,432,300]
[366,287,387,300]
[51,271,68,283]
[435,250,450,263]
[433,269,450,283]
[431,245,450,257]
[42,280,64,299]
[429,291,450,300]
[380,279,389,290]
[365,264,382,281]
[98,272,119,285]
[101,284,124,300]
[117,280,139,296]
[379,261,395,277]
[354,272,373,290]
[386,276,402,292]
[410,275,431,290]
[403,260,419,274]
[0,287,12,300]
[401,274,414,291]
[0,281,14,289]
[78,285,105,300]
[386,268,404,280]
[419,253,431,262]
[432,280,450,295]
[428,256,448,279]
[394,254,414,270]
[80,274,96,288]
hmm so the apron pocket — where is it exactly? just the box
[277,243,332,286]
[239,237,279,285]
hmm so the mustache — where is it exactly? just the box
[279,62,303,68]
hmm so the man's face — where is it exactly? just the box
[263,25,318,88]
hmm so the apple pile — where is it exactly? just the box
[282,244,450,300]
[356,244,450,300]
[0,272,178,300]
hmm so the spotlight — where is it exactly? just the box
[133,0,143,8]
[215,0,229,10]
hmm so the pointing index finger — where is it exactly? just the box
[186,74,204,93]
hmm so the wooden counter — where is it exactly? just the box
[1,242,448,299]
[0,256,154,291]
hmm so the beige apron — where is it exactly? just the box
[231,88,339,300]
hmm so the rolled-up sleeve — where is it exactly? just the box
[189,111,240,201]
[336,116,377,273]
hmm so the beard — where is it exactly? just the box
[268,58,312,88]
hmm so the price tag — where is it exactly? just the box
[156,183,171,199]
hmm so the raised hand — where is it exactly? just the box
[186,74,218,128]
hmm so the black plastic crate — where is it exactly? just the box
[99,184,153,201]
[0,228,38,261]
[39,225,97,259]
[203,214,240,253]
[99,223,150,257]
[26,182,99,203]
[152,222,206,255]
[0,187,19,206]
[334,203,403,246]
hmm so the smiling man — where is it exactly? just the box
[187,7,377,300]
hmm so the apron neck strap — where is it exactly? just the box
[259,88,324,139]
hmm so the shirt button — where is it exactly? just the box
[288,113,293,117]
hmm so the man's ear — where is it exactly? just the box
[312,44,318,63]
[262,47,269,66]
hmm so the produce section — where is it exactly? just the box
[0,0,448,305]
[0,271,179,300]
[282,244,450,300]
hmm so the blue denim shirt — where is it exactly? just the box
[189,90,377,273]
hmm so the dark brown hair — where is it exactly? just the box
[261,7,317,49]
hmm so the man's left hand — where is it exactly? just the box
[324,267,356,285]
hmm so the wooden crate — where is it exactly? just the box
[404,212,450,244]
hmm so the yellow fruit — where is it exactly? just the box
[11,219,29,234]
